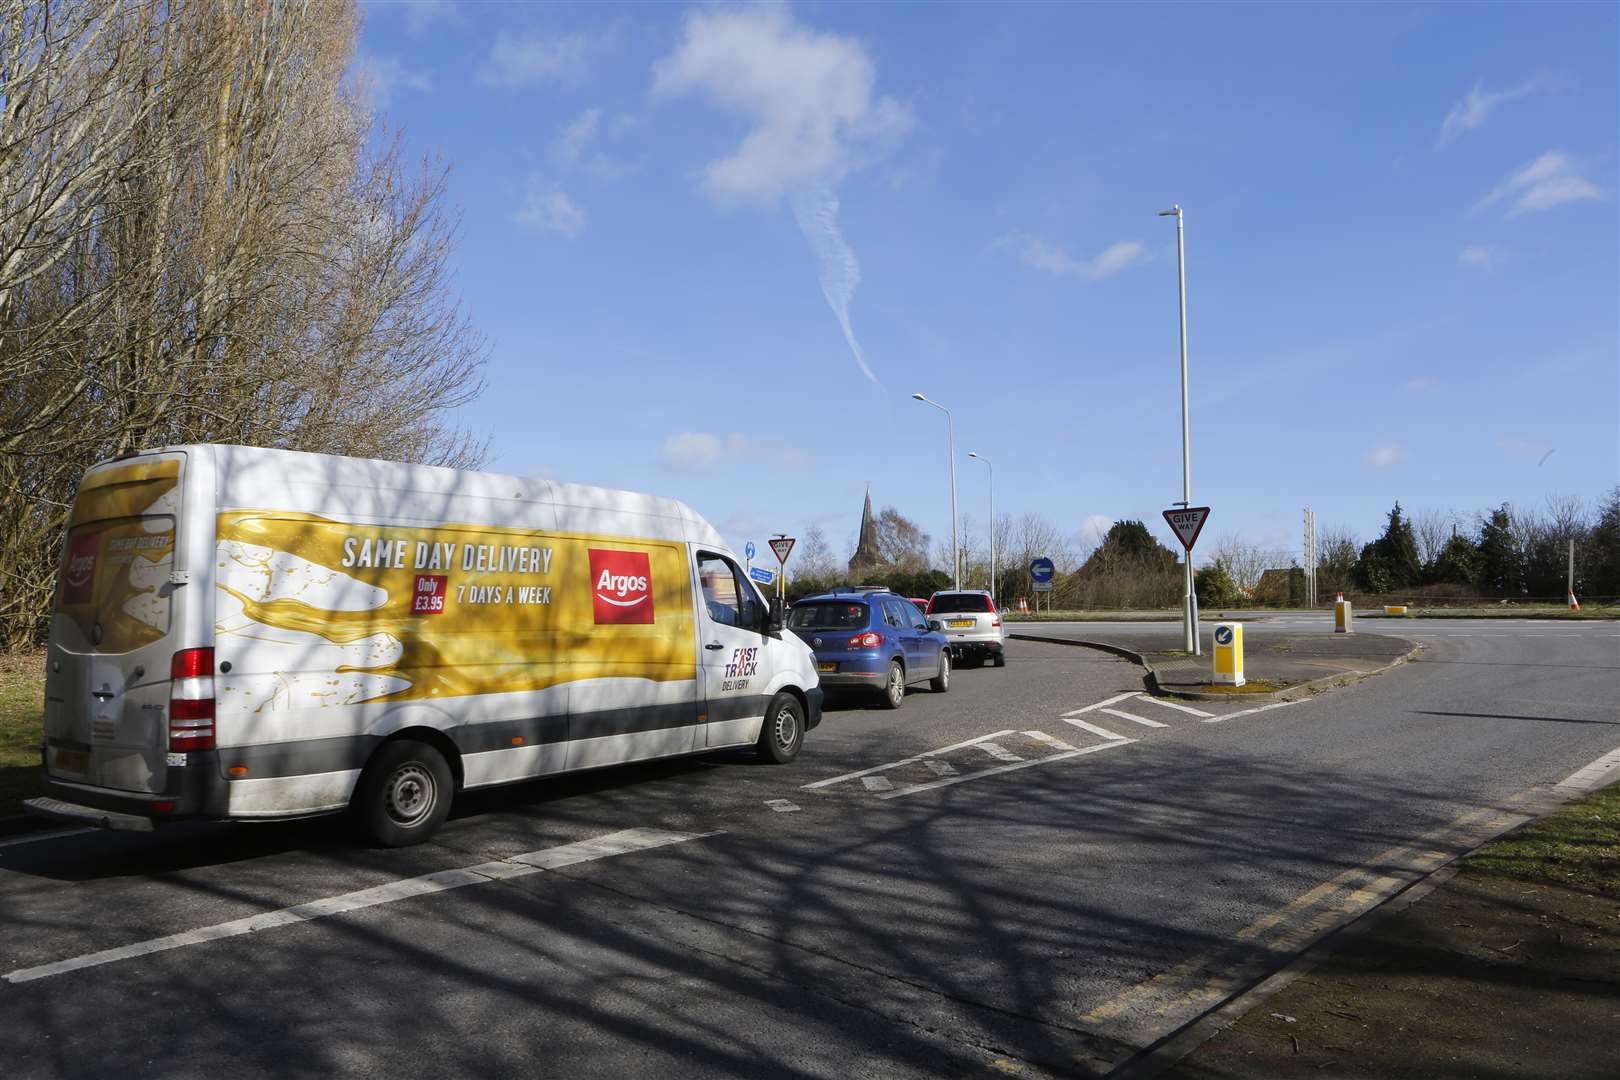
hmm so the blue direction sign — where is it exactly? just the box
[749,566,776,586]
[1029,557,1055,583]
[744,541,756,561]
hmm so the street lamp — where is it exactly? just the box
[968,452,993,603]
[1158,204,1199,655]
[912,392,960,590]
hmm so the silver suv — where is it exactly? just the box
[926,590,1005,667]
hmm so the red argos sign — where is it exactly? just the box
[61,531,100,605]
[589,549,655,625]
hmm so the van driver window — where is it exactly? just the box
[698,553,761,632]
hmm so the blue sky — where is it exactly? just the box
[356,1,1618,567]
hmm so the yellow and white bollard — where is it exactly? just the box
[1335,597,1354,633]
[1212,622,1244,686]
[1384,605,1407,616]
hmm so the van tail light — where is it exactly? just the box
[847,631,883,649]
[169,647,215,752]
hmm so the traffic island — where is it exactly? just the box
[1008,629,1419,702]
[1162,781,1620,1080]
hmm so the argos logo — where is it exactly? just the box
[589,549,655,625]
[61,532,99,605]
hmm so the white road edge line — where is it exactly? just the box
[1062,691,1142,717]
[1136,696,1215,719]
[4,827,716,985]
[879,740,1132,800]
[1063,718,1130,742]
[801,730,1018,789]
[1555,743,1620,793]
[1100,707,1168,729]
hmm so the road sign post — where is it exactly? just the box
[1162,507,1210,655]
[769,536,795,600]
[1029,557,1055,613]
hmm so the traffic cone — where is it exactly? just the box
[1569,590,1580,611]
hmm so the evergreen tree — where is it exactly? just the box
[1355,502,1421,592]
[1585,487,1620,597]
[1477,506,1522,597]
[1430,533,1482,587]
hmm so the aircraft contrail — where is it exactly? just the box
[793,188,880,387]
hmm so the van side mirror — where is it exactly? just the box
[768,596,785,633]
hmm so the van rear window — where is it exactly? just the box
[788,602,869,631]
[55,516,175,653]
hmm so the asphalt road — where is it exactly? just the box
[0,617,1615,1078]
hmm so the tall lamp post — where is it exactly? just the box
[1158,203,1199,655]
[968,452,994,603]
[912,392,960,590]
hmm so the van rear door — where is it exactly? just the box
[43,455,186,794]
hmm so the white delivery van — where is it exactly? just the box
[28,445,821,845]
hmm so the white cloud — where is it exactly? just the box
[1476,151,1602,217]
[514,178,586,237]
[1457,245,1500,269]
[652,6,911,205]
[1497,437,1555,464]
[353,55,432,109]
[1007,235,1147,281]
[399,1,466,37]
[480,32,591,87]
[1401,375,1438,393]
[1438,75,1558,144]
[658,432,812,473]
[652,6,910,389]
[556,108,601,167]
[1362,442,1405,469]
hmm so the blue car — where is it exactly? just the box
[788,589,950,708]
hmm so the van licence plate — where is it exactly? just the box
[816,662,837,674]
[54,749,88,776]
[948,619,974,628]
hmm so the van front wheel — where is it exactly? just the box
[756,693,805,764]
[354,739,454,847]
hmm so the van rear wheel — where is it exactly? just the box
[354,739,453,847]
[756,693,805,764]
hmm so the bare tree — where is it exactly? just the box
[875,507,931,572]
[0,0,488,646]
[796,523,838,581]
[1411,509,1455,572]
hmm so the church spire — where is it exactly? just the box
[849,484,882,576]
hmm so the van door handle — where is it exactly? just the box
[704,642,725,650]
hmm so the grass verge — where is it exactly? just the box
[1,650,44,819]
[1465,780,1620,895]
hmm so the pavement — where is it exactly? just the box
[0,614,1615,1078]
[1011,622,1416,698]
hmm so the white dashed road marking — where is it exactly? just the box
[1100,707,1168,729]
[975,742,1024,763]
[1136,696,1214,719]
[923,759,958,777]
[879,741,1132,800]
[764,799,800,813]
[5,827,714,985]
[803,730,1018,789]
[1023,730,1078,752]
[1063,691,1142,717]
[1063,718,1131,742]
[861,776,895,792]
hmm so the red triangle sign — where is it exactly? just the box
[768,537,795,564]
[1162,507,1211,551]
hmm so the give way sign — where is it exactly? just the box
[1162,507,1211,551]
[768,537,796,564]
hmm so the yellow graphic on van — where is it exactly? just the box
[56,460,180,654]
[214,511,697,707]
